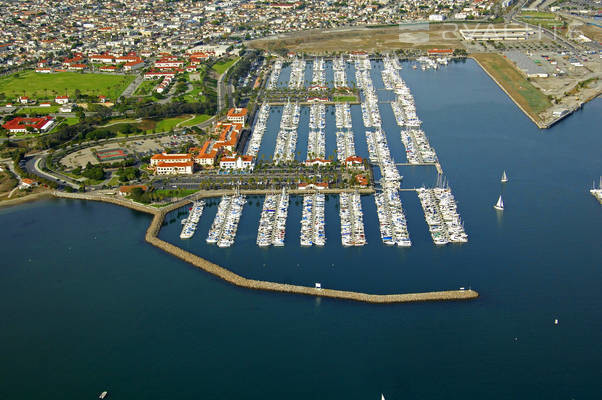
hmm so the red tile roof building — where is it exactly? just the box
[226,107,248,125]
[155,161,194,175]
[90,53,115,64]
[149,153,195,175]
[427,48,454,55]
[2,116,55,133]
[305,158,332,167]
[219,154,254,170]
[345,156,364,169]
[190,121,243,167]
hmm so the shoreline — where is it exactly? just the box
[470,55,547,129]
[470,55,599,129]
[0,191,54,209]
[51,191,479,304]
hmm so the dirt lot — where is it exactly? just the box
[249,24,469,53]
[0,170,18,193]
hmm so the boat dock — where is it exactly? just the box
[339,191,366,246]
[333,55,347,88]
[274,101,300,163]
[179,200,205,239]
[300,192,326,246]
[245,103,270,158]
[417,187,468,245]
[374,188,411,247]
[257,189,289,247]
[207,194,246,247]
[308,103,326,158]
[335,103,355,161]
[267,60,282,90]
[288,57,306,89]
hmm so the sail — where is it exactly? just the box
[495,195,504,209]
[501,171,508,182]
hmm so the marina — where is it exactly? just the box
[417,187,468,245]
[288,57,306,89]
[206,194,246,248]
[273,101,300,163]
[300,192,326,246]
[311,57,325,86]
[307,103,326,159]
[179,200,205,239]
[374,188,411,247]
[4,56,602,400]
[267,59,282,89]
[333,56,347,88]
[339,192,366,247]
[257,189,289,247]
[335,103,355,161]
[245,103,270,158]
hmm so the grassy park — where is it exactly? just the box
[212,58,239,75]
[333,95,357,102]
[517,11,565,29]
[471,53,551,122]
[133,80,157,96]
[16,105,61,114]
[0,71,135,100]
[180,114,212,127]
[89,114,209,138]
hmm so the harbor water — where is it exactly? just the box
[1,60,601,399]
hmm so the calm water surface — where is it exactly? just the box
[1,60,601,399]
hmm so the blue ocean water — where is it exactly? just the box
[1,60,601,399]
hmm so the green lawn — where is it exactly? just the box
[154,189,199,197]
[519,11,557,18]
[153,116,190,132]
[99,119,139,127]
[16,105,61,114]
[106,176,121,187]
[180,114,212,127]
[333,96,357,102]
[518,12,564,28]
[211,58,239,75]
[133,80,157,96]
[472,53,551,121]
[65,117,80,126]
[89,116,195,136]
[0,71,135,100]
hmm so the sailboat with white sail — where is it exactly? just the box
[494,195,504,211]
[590,176,602,204]
[501,170,508,183]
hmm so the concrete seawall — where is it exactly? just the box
[470,55,547,129]
[53,191,479,304]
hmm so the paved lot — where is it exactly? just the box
[60,134,199,169]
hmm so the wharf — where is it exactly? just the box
[51,190,479,304]
[395,162,443,175]
[267,100,361,106]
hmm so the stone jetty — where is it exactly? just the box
[53,190,479,304]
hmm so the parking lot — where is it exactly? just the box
[60,134,199,169]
